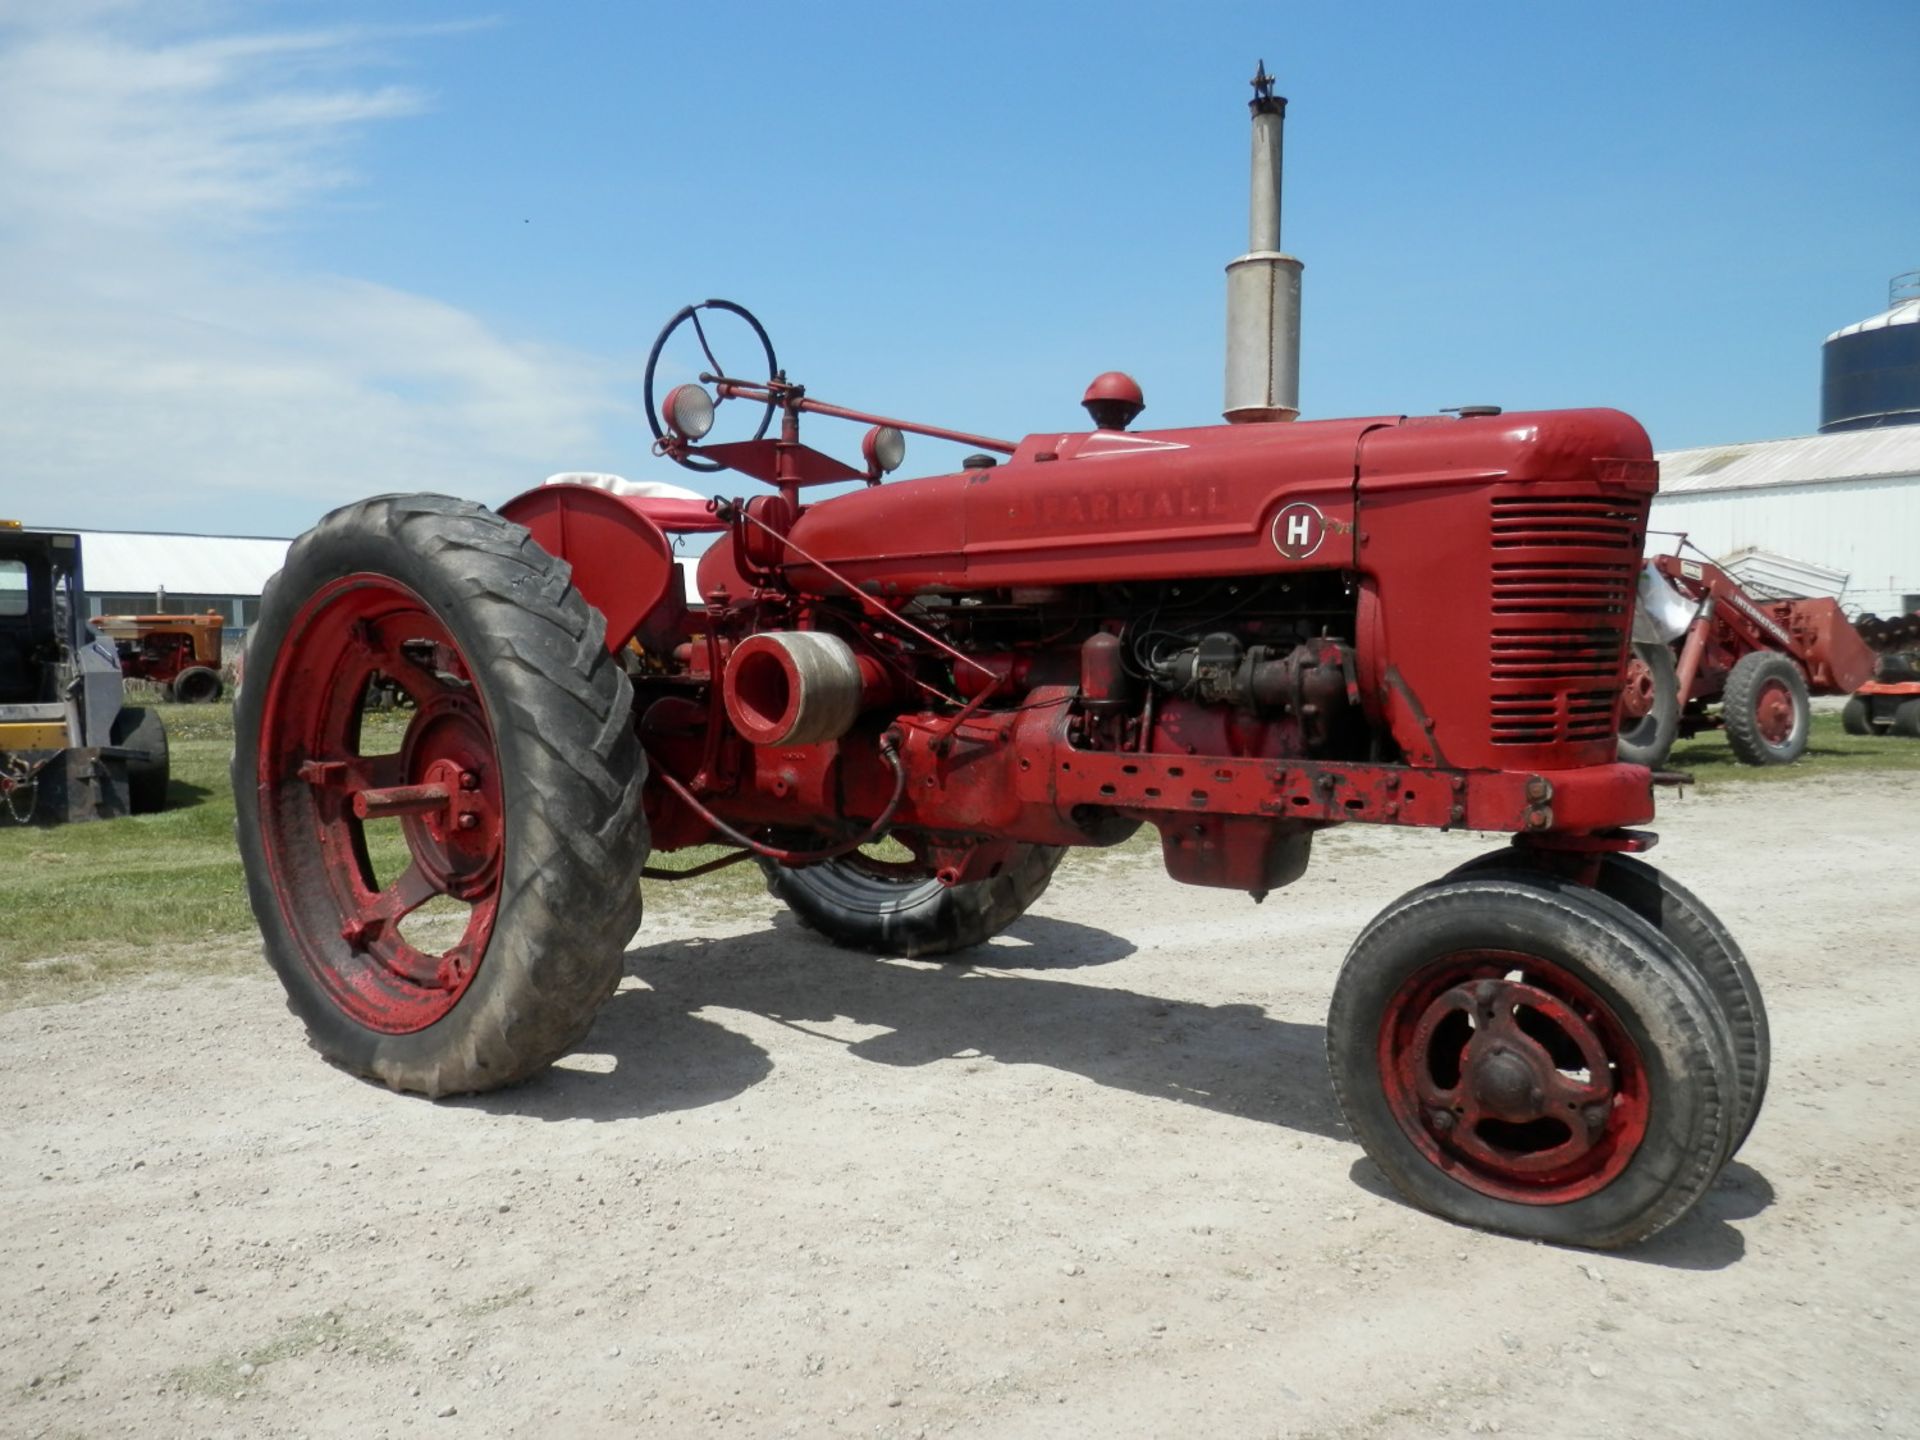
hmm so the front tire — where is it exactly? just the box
[763,843,1065,958]
[172,665,224,704]
[1328,876,1735,1249]
[1894,699,1920,739]
[1445,850,1768,1156]
[1842,697,1872,735]
[234,495,649,1097]
[1721,651,1810,765]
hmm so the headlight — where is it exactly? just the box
[862,425,906,475]
[663,384,715,441]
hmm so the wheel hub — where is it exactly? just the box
[1755,679,1795,745]
[1378,952,1649,1203]
[399,703,502,901]
[1467,1046,1541,1120]
[1620,655,1655,720]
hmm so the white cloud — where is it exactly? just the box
[0,6,623,533]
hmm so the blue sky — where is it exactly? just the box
[1,0,1915,537]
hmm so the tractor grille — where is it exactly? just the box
[1487,493,1644,748]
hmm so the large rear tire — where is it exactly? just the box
[233,495,649,1097]
[763,844,1066,958]
[1617,640,1679,769]
[111,705,171,814]
[1721,651,1810,765]
[1328,875,1736,1249]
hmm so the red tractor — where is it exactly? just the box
[231,294,1766,1251]
[1617,552,1885,768]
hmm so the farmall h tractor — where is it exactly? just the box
[233,71,1764,1249]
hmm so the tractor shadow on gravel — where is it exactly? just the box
[476,907,1773,1268]
[476,909,1349,1141]
[451,986,778,1125]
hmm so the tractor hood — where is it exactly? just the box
[779,407,1653,597]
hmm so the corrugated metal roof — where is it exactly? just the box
[1655,426,1920,495]
[71,530,291,597]
[63,525,713,605]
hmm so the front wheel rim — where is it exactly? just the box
[256,574,505,1034]
[1377,950,1650,1203]
[1754,679,1798,746]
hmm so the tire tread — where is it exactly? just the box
[233,493,648,1097]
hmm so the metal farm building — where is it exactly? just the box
[1650,272,1920,620]
[1650,427,1920,619]
[75,529,291,633]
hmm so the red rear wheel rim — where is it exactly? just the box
[257,575,503,1034]
[1620,655,1655,720]
[1754,679,1795,745]
[1377,951,1650,1203]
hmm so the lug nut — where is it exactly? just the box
[459,771,480,791]
[457,813,479,831]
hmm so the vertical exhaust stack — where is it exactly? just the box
[1224,61,1303,424]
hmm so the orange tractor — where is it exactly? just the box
[1844,611,1920,738]
[90,611,225,703]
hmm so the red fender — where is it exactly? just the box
[498,485,710,653]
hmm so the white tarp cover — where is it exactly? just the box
[542,472,708,504]
[1717,546,1849,601]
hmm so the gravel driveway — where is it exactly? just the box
[5,773,1916,1438]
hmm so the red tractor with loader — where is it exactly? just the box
[1619,550,1911,767]
[232,72,1765,1250]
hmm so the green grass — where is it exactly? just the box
[0,703,256,1003]
[1665,711,1920,787]
[168,1309,407,1400]
[0,701,767,1009]
[4,702,1915,1010]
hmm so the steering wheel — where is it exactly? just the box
[643,299,780,473]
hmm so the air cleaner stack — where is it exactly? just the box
[1223,62,1303,424]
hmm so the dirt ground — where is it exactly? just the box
[6,773,1918,1440]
